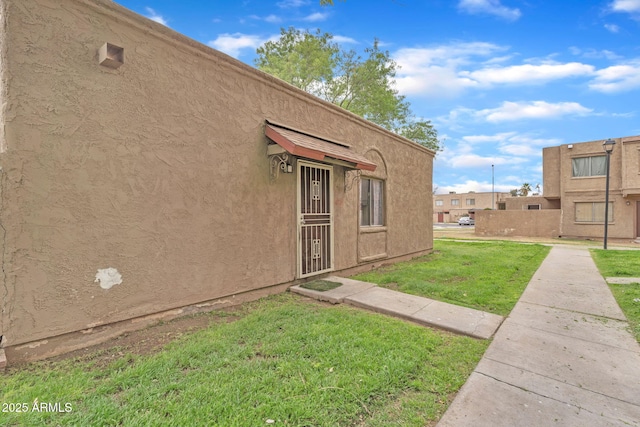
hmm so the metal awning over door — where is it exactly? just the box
[265,122,377,172]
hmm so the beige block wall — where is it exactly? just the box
[475,210,561,238]
[504,196,560,210]
[0,0,433,351]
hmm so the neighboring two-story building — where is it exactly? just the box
[543,135,640,240]
[475,135,640,241]
[433,191,511,223]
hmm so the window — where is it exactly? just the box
[572,156,606,177]
[497,202,506,210]
[527,204,541,210]
[451,199,460,206]
[575,202,613,222]
[360,178,384,226]
[435,200,443,206]
[466,198,475,206]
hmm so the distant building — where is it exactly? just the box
[433,191,511,223]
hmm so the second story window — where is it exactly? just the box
[466,198,475,206]
[451,199,460,206]
[435,200,443,206]
[572,156,606,177]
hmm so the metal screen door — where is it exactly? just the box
[297,161,334,278]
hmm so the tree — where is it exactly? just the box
[519,183,532,197]
[255,28,440,151]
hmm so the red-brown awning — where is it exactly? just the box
[265,123,377,171]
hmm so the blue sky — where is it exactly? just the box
[114,0,640,195]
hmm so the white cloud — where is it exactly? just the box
[457,0,521,21]
[394,42,506,97]
[462,132,517,144]
[463,62,594,85]
[610,0,640,13]
[145,7,168,26]
[302,12,330,21]
[265,14,282,23]
[605,23,620,33]
[394,42,599,98]
[569,47,622,60]
[333,35,359,44]
[250,14,282,23]
[589,60,640,92]
[448,153,517,168]
[475,101,593,122]
[462,132,561,157]
[277,0,309,8]
[209,33,273,58]
[436,180,513,194]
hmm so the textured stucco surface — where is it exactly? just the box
[475,210,562,238]
[0,0,433,357]
[544,139,637,239]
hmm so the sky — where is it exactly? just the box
[113,0,640,195]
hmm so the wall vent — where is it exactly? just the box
[99,43,124,69]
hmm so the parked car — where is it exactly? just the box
[458,216,475,226]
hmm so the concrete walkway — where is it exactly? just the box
[438,245,640,426]
[290,277,504,340]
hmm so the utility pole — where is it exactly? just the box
[492,164,495,209]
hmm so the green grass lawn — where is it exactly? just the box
[591,249,640,342]
[0,294,487,427]
[353,240,551,316]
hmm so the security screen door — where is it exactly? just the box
[297,161,334,278]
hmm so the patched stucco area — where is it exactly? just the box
[94,268,122,290]
[0,0,433,364]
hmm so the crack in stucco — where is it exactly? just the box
[0,171,7,341]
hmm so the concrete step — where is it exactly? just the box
[290,276,504,340]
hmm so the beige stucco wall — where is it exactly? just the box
[551,138,637,239]
[543,146,561,199]
[0,0,433,357]
[504,196,560,210]
[621,136,640,197]
[475,210,561,238]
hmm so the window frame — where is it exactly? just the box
[466,198,475,206]
[360,177,385,227]
[451,199,460,206]
[574,202,613,223]
[571,155,607,178]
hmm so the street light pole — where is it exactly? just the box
[603,138,616,250]
[492,164,494,210]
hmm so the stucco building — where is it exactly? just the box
[543,136,640,240]
[433,191,511,223]
[0,0,434,366]
[475,135,640,240]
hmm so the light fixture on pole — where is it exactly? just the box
[603,138,616,250]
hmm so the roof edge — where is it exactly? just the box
[72,0,435,158]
